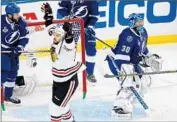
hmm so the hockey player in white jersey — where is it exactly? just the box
[104,13,163,117]
[41,3,85,122]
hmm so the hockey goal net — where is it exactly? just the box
[21,18,87,96]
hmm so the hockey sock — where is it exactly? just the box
[5,87,13,99]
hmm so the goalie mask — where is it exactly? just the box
[128,13,144,34]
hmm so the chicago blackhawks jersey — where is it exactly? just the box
[49,27,85,82]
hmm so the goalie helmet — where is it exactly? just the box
[128,13,144,33]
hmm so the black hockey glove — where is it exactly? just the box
[41,3,53,27]
[65,31,74,44]
[63,22,73,43]
[63,22,72,33]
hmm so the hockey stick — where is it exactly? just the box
[1,50,50,54]
[85,33,113,48]
[130,86,149,112]
[105,70,177,78]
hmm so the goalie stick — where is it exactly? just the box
[105,70,177,78]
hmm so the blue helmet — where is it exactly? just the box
[128,13,144,33]
[5,3,20,15]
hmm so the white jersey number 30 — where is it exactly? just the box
[121,45,130,53]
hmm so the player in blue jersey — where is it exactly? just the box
[1,3,29,104]
[57,0,99,83]
[105,13,162,116]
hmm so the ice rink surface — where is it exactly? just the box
[2,43,177,121]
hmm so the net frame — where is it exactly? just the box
[27,18,87,97]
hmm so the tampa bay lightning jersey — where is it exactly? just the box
[57,1,99,27]
[1,15,29,51]
[110,28,149,65]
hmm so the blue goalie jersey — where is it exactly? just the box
[108,28,149,69]
[57,1,99,27]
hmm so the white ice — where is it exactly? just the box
[2,43,177,121]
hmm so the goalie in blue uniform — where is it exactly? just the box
[57,0,99,83]
[105,13,163,116]
[1,3,29,104]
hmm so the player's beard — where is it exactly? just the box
[12,17,19,24]
[7,16,19,23]
[133,27,140,36]
[53,38,61,45]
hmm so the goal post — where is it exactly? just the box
[26,18,87,99]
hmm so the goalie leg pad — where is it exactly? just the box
[112,88,134,116]
[120,64,135,87]
[139,75,152,96]
[112,64,139,116]
[133,65,152,96]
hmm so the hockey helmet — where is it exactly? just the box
[5,3,20,15]
[128,13,144,33]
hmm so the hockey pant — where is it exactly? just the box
[1,54,19,99]
[49,74,79,122]
[85,30,97,75]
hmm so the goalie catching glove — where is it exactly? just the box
[142,53,163,72]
